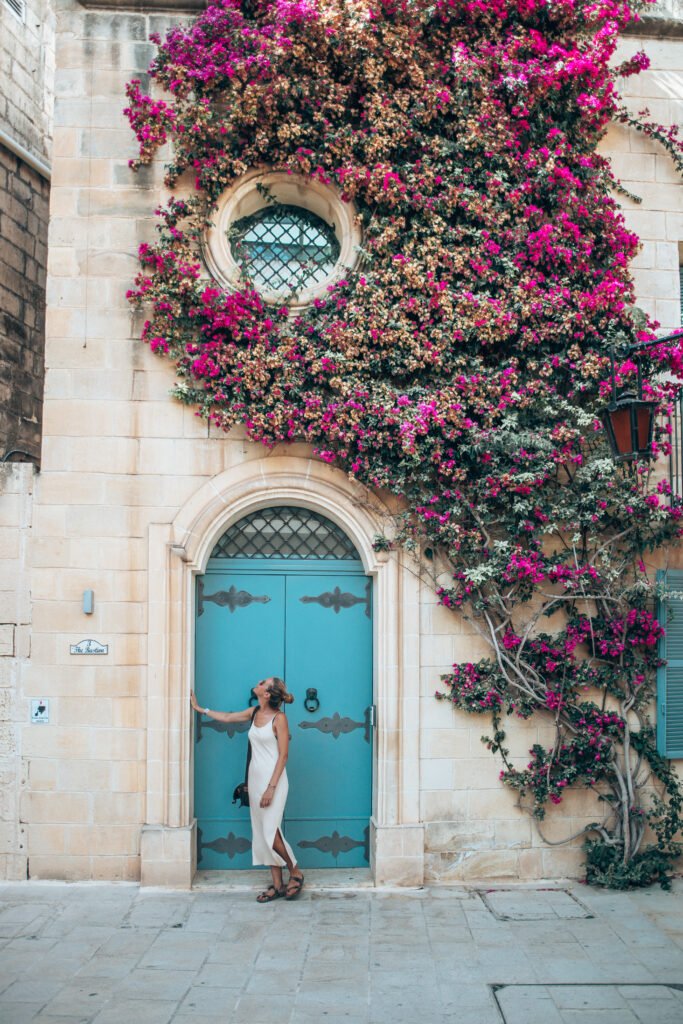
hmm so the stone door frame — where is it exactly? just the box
[140,455,424,887]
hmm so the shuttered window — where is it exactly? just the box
[657,570,683,758]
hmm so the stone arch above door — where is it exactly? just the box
[141,455,424,888]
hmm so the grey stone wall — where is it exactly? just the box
[0,146,49,464]
[0,0,55,163]
[0,0,54,462]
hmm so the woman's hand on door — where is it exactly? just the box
[190,691,252,723]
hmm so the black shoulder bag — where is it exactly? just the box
[232,708,257,808]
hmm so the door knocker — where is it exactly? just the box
[304,687,320,713]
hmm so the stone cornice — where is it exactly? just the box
[623,0,683,37]
[78,0,206,10]
[77,0,682,34]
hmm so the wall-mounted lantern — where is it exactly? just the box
[600,333,682,462]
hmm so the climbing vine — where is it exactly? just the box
[125,0,683,887]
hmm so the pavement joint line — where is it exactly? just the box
[491,982,683,1024]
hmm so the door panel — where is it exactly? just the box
[194,567,373,870]
[284,574,372,867]
[194,573,285,869]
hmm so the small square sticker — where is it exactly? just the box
[31,699,49,724]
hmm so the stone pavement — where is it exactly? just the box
[1,874,682,1024]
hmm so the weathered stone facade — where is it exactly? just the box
[0,1,680,885]
[0,151,50,463]
[0,0,54,462]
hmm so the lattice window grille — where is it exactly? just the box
[229,204,340,294]
[210,506,360,560]
[3,0,25,20]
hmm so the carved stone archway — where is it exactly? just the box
[140,455,424,887]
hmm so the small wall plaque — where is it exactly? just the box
[31,699,49,724]
[70,639,109,655]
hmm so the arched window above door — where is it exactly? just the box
[209,506,360,561]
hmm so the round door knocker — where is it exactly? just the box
[304,687,320,713]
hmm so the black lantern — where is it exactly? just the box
[599,343,666,462]
[599,390,656,461]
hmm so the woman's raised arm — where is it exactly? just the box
[190,690,252,723]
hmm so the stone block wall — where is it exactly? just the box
[600,32,683,333]
[0,148,50,463]
[0,463,34,881]
[418,31,683,882]
[13,0,683,883]
[0,0,55,163]
[0,0,54,462]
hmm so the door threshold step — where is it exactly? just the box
[193,867,374,891]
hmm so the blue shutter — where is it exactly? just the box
[657,570,683,758]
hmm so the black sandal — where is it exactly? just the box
[256,885,285,903]
[285,872,304,900]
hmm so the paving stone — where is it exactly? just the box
[39,979,118,1017]
[1,978,64,1003]
[192,963,249,989]
[31,1016,93,1024]
[0,1004,48,1023]
[619,986,679,1000]
[177,985,241,1015]
[233,992,297,1021]
[295,1008,370,1024]
[626,1001,683,1024]
[551,984,630,1009]
[137,937,209,972]
[481,889,591,921]
[90,998,179,1024]
[74,954,142,979]
[495,987,565,1024]
[244,967,301,994]
[117,967,196,1001]
[97,930,159,957]
[560,1011,640,1024]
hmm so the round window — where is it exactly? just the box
[202,170,362,309]
[229,204,341,295]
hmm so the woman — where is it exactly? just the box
[190,677,304,902]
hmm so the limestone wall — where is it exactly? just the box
[0,0,55,164]
[0,0,54,463]
[16,1,683,882]
[416,31,683,883]
[0,464,34,881]
[0,148,50,463]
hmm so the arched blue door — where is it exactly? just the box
[194,507,373,870]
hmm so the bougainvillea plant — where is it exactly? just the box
[125,0,683,887]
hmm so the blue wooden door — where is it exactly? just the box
[194,573,285,869]
[285,572,372,866]
[194,564,373,870]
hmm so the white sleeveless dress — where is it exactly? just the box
[248,713,297,868]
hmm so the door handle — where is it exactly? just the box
[304,688,320,713]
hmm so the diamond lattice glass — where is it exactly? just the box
[229,204,340,294]
[210,506,359,560]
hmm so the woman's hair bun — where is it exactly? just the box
[266,677,293,708]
